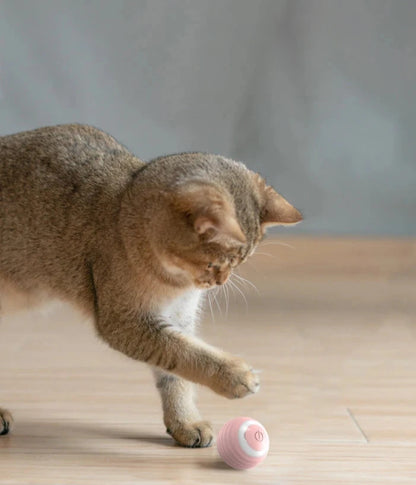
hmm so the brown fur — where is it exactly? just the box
[0,124,302,446]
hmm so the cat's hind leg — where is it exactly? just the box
[0,408,13,435]
[152,369,213,448]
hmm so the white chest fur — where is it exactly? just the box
[160,288,204,334]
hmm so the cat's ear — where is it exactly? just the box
[172,183,246,244]
[256,177,302,227]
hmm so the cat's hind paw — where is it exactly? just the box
[0,408,13,436]
[166,420,214,448]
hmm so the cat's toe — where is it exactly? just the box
[0,408,13,436]
[167,420,214,448]
[231,368,260,398]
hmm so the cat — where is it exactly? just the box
[0,124,302,447]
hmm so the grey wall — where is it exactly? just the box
[1,0,415,235]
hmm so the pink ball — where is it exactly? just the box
[217,417,270,470]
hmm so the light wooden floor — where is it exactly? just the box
[1,237,415,484]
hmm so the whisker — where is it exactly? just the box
[212,288,223,317]
[220,284,229,318]
[228,278,248,312]
[227,278,238,298]
[252,251,276,259]
[259,240,296,249]
[207,291,215,324]
[223,282,230,318]
[232,273,260,295]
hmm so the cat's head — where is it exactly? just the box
[123,154,302,290]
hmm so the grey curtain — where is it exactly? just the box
[1,0,415,235]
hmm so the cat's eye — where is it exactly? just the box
[207,262,213,269]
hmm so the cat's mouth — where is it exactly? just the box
[194,273,230,289]
[194,262,232,289]
[195,280,221,289]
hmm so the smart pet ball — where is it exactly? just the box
[217,417,270,470]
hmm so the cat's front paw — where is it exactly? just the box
[211,356,260,399]
[166,420,214,448]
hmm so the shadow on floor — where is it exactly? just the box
[3,418,175,453]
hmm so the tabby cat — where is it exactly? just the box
[0,124,301,447]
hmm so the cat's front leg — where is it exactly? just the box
[92,263,259,399]
[152,369,213,447]
[94,304,260,399]
[150,290,213,447]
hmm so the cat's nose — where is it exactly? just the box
[215,272,229,285]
